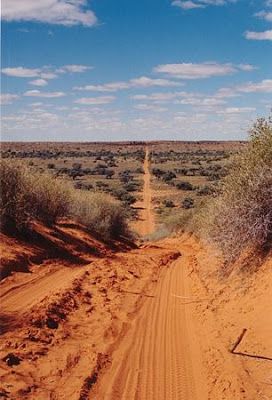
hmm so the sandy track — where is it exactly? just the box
[92,254,207,400]
[91,149,207,399]
[1,265,83,313]
[133,147,155,236]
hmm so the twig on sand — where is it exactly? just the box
[171,294,208,304]
[230,329,272,361]
[230,328,247,353]
[122,290,155,298]
[171,294,193,299]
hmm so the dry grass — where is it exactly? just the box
[0,160,131,241]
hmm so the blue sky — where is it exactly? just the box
[1,0,272,141]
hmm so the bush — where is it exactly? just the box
[164,210,194,234]
[202,116,272,261]
[197,185,215,196]
[0,160,131,240]
[162,171,176,182]
[124,182,140,192]
[182,197,194,209]
[112,188,137,205]
[47,163,55,169]
[70,191,130,240]
[176,181,194,191]
[163,199,175,208]
[0,161,71,230]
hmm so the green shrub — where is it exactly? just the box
[0,160,131,240]
[163,199,175,208]
[202,116,272,260]
[182,197,194,209]
[0,161,71,230]
[176,181,194,191]
[71,191,130,240]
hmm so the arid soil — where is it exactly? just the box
[0,147,271,400]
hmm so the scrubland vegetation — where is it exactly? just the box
[0,160,131,241]
[203,116,272,261]
[164,116,272,262]
[1,117,271,261]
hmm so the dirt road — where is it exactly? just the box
[132,147,155,236]
[92,254,207,400]
[91,148,207,399]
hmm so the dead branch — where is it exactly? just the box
[230,329,272,361]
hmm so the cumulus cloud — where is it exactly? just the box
[2,65,91,86]
[213,79,272,102]
[2,67,41,78]
[56,64,93,73]
[0,93,20,105]
[237,79,272,93]
[175,97,226,106]
[75,76,183,92]
[216,107,256,114]
[2,0,97,27]
[74,96,116,105]
[131,91,189,102]
[24,90,65,98]
[29,79,48,86]
[134,104,168,112]
[172,1,205,10]
[245,30,272,40]
[255,10,272,22]
[172,0,237,10]
[153,62,252,79]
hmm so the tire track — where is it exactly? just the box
[92,256,207,400]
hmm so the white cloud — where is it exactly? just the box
[216,107,256,114]
[215,87,240,98]
[75,76,183,92]
[134,104,168,112]
[0,93,19,105]
[245,30,272,40]
[2,65,91,82]
[130,76,183,88]
[175,97,226,106]
[74,96,116,105]
[237,79,272,93]
[40,72,58,79]
[172,0,237,10]
[24,90,65,98]
[2,0,97,27]
[131,91,189,102]
[238,64,256,71]
[29,78,48,86]
[172,1,204,10]
[2,67,41,78]
[153,62,249,79]
[255,10,272,22]
[76,82,130,92]
[56,64,92,73]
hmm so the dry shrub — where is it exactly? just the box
[71,191,130,240]
[163,210,195,234]
[0,161,71,231]
[0,160,130,240]
[202,116,272,261]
